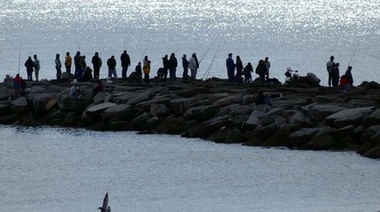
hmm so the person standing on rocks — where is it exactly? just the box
[33,54,40,82]
[24,56,35,81]
[169,53,178,80]
[120,50,131,79]
[235,55,243,83]
[135,62,142,83]
[331,62,340,87]
[55,54,62,81]
[13,74,22,99]
[345,66,354,86]
[143,60,151,84]
[326,56,335,87]
[255,60,267,85]
[162,54,169,81]
[264,57,271,82]
[91,52,102,80]
[107,55,117,80]
[188,53,199,81]
[243,62,253,83]
[226,53,235,84]
[65,52,72,74]
[182,54,189,80]
[74,51,81,79]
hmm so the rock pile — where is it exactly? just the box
[1,78,380,159]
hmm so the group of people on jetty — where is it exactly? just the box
[11,49,354,100]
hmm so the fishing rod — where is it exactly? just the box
[199,35,219,65]
[139,46,148,62]
[18,38,21,74]
[99,41,108,56]
[365,52,380,61]
[349,42,360,66]
[202,39,227,80]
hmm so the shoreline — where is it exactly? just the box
[1,76,380,159]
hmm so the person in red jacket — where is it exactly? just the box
[338,74,351,92]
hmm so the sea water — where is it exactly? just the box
[0,125,379,211]
[0,0,380,85]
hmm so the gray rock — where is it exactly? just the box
[150,103,169,116]
[93,92,106,104]
[102,104,134,121]
[0,88,14,101]
[183,105,219,122]
[169,98,196,115]
[202,115,230,134]
[225,128,244,143]
[86,102,117,115]
[32,93,54,113]
[127,91,154,105]
[288,128,321,147]
[306,104,344,122]
[362,109,380,128]
[246,109,266,126]
[325,107,375,128]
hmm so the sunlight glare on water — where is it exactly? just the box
[0,0,380,84]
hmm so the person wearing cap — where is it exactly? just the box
[226,53,235,83]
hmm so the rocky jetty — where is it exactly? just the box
[2,77,380,159]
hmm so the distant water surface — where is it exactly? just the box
[0,0,380,84]
[0,125,379,211]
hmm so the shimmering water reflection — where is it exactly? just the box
[0,125,379,211]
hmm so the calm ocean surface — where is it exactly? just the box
[0,125,379,211]
[0,0,380,85]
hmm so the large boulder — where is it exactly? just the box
[362,109,380,128]
[156,116,185,134]
[11,97,29,113]
[32,93,54,114]
[150,103,169,116]
[306,104,344,122]
[86,102,117,116]
[202,115,230,135]
[288,128,321,147]
[0,88,14,101]
[102,104,134,121]
[183,105,219,122]
[324,107,375,128]
[169,98,196,115]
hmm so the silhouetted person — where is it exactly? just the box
[162,54,169,81]
[326,56,335,87]
[226,53,235,83]
[243,62,253,83]
[255,60,267,85]
[182,54,189,80]
[169,53,178,80]
[189,53,199,81]
[65,52,72,74]
[34,54,40,82]
[92,52,102,79]
[107,55,117,80]
[55,54,62,80]
[331,62,340,87]
[24,56,34,81]
[235,55,243,83]
[120,50,131,78]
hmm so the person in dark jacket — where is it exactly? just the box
[235,55,243,83]
[91,52,102,80]
[162,55,169,81]
[331,63,340,87]
[169,53,178,80]
[135,62,142,83]
[226,53,235,84]
[107,56,117,80]
[24,56,35,81]
[120,50,131,79]
[74,51,81,79]
[255,60,267,85]
[182,54,189,80]
[243,62,253,83]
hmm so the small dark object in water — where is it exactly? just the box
[98,193,111,212]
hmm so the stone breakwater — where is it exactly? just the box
[1,78,380,159]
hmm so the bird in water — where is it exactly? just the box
[98,193,111,212]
